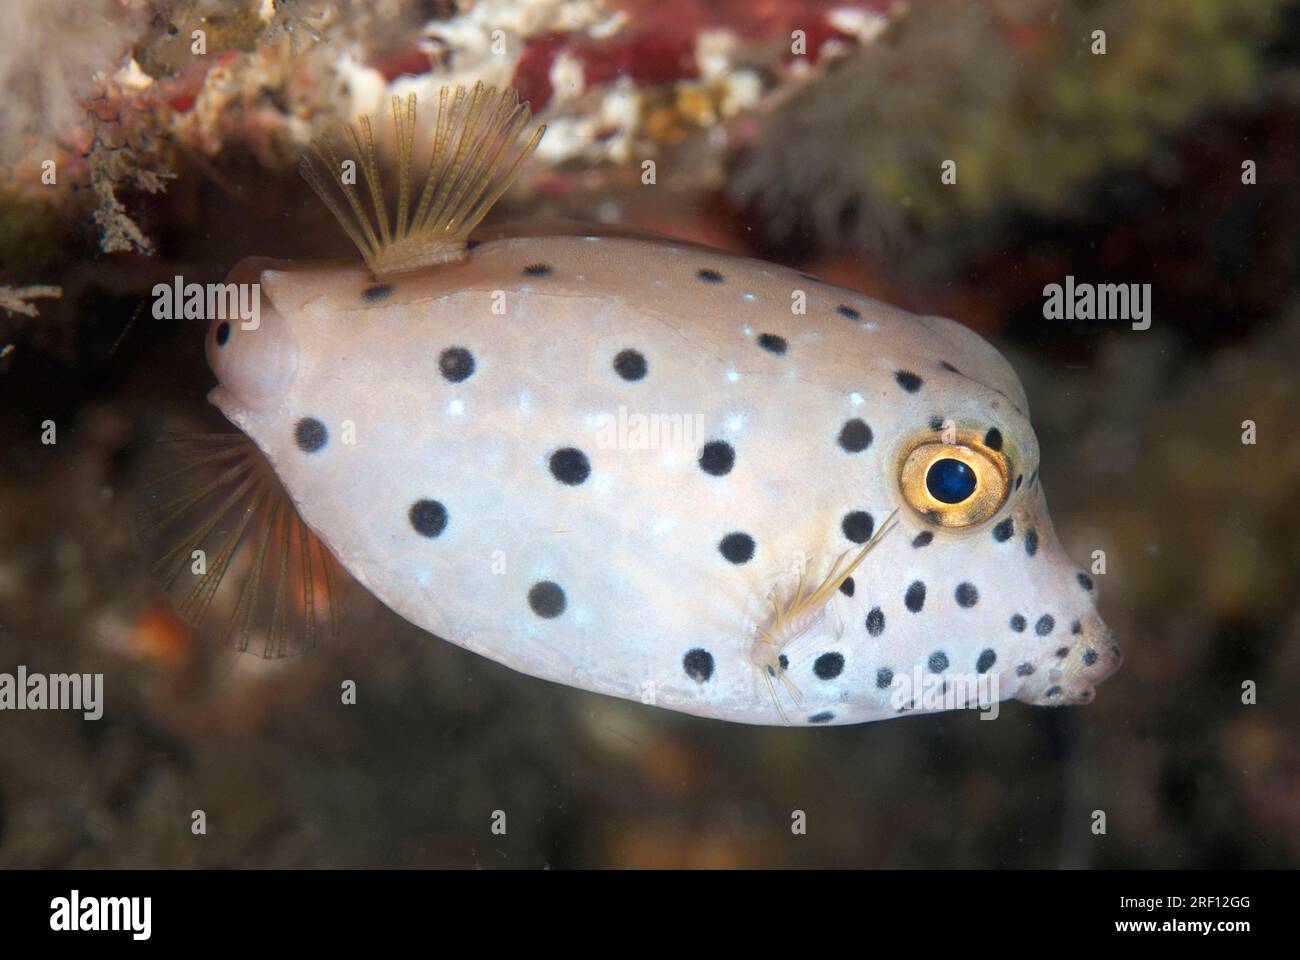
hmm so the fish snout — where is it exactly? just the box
[1016,611,1122,708]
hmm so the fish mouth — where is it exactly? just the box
[1016,610,1122,707]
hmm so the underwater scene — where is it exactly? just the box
[0,0,1297,888]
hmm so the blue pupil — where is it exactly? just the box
[926,458,977,504]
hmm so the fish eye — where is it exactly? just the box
[926,457,976,503]
[215,321,231,346]
[898,432,1010,528]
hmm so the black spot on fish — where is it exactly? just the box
[613,349,647,381]
[1025,528,1039,557]
[1077,571,1094,592]
[992,518,1014,542]
[1036,615,1056,636]
[866,607,885,637]
[361,283,393,303]
[528,581,566,618]
[215,321,230,346]
[294,417,327,453]
[839,577,855,597]
[1010,614,1026,632]
[984,428,1003,451]
[808,711,835,724]
[549,447,591,486]
[522,263,552,277]
[955,582,979,608]
[813,652,844,680]
[912,531,934,548]
[683,648,714,682]
[719,532,755,564]
[928,651,949,673]
[408,499,447,538]
[976,648,996,673]
[841,510,874,544]
[838,418,873,453]
[757,333,787,355]
[876,667,894,689]
[439,346,475,383]
[696,268,724,283]
[940,361,961,374]
[836,304,860,320]
[905,581,926,613]
[698,440,735,477]
[895,371,923,393]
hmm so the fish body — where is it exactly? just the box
[207,232,1120,725]
[152,83,1120,726]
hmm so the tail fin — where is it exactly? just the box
[135,430,349,658]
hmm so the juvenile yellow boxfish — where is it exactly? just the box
[144,83,1121,726]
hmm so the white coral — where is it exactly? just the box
[0,0,148,163]
[0,285,63,318]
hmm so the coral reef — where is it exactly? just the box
[0,0,897,267]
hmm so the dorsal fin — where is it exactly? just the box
[299,82,546,278]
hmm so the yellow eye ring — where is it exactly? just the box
[898,433,1010,529]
